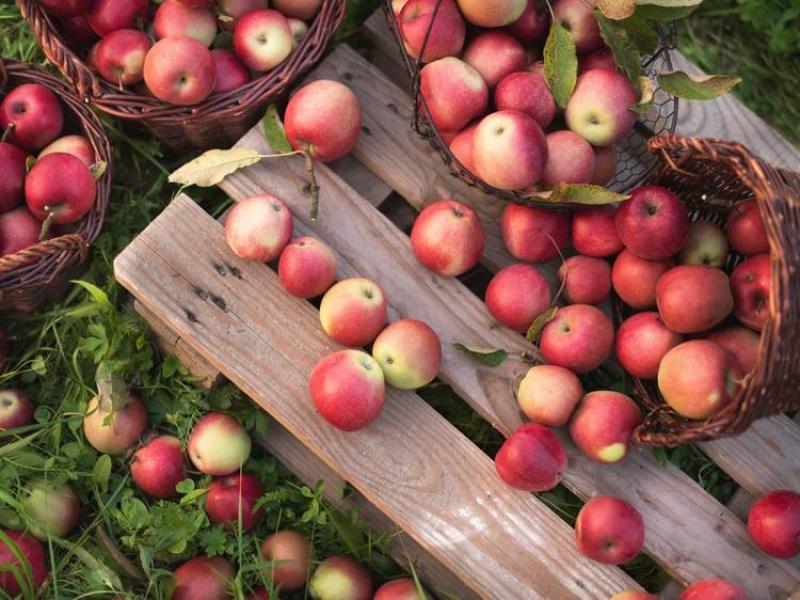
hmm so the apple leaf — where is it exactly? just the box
[25,155,36,172]
[634,0,702,21]
[652,446,669,468]
[526,307,558,343]
[544,22,578,108]
[529,184,630,205]
[92,454,112,492]
[453,343,508,367]
[168,148,264,187]
[262,103,293,154]
[619,14,659,55]
[597,0,635,20]
[595,11,642,84]
[630,76,656,113]
[657,71,741,100]
[90,160,107,180]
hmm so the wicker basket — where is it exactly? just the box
[624,134,800,446]
[383,0,679,207]
[16,0,346,152]
[0,59,111,313]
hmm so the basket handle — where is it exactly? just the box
[0,233,88,274]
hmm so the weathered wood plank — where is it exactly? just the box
[115,195,637,600]
[329,155,393,208]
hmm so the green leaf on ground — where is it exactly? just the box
[544,23,578,108]
[658,71,742,100]
[453,343,508,367]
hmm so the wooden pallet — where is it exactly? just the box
[115,12,800,599]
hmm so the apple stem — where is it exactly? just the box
[303,151,320,221]
[0,123,14,143]
[38,208,56,242]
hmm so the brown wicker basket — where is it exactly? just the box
[0,58,111,313]
[624,134,800,446]
[16,0,346,152]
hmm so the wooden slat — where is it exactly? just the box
[115,195,637,600]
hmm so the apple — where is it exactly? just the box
[747,489,800,559]
[59,15,99,47]
[247,589,271,600]
[0,389,34,430]
[373,578,429,600]
[558,255,611,305]
[288,18,309,48]
[309,555,372,600]
[410,199,485,277]
[677,221,729,267]
[278,236,337,298]
[0,142,27,212]
[575,496,644,564]
[656,265,733,333]
[224,194,293,262]
[271,0,322,20]
[94,29,151,86]
[473,110,548,191]
[611,250,673,310]
[177,0,212,6]
[615,186,689,260]
[463,31,526,90]
[485,264,552,333]
[144,37,216,105]
[0,83,63,151]
[540,304,614,373]
[730,253,770,331]
[448,122,478,173]
[218,0,269,30]
[658,340,740,420]
[615,312,683,380]
[188,412,252,475]
[678,579,748,600]
[609,592,658,600]
[206,473,264,531]
[569,391,642,463]
[172,556,234,600]
[501,204,570,263]
[319,279,387,347]
[565,69,638,146]
[284,80,362,162]
[579,47,617,73]
[309,350,385,431]
[131,435,186,499]
[726,200,768,257]
[590,144,618,185]
[517,364,583,427]
[233,9,293,72]
[571,205,623,258]
[494,70,556,130]
[260,530,311,591]
[39,0,92,18]
[419,57,488,136]
[87,0,149,37]
[553,0,602,53]
[542,130,595,187]
[0,208,41,256]
[456,0,526,27]
[23,481,81,539]
[398,0,465,63]
[0,530,48,596]
[25,152,96,226]
[505,0,549,43]
[39,135,95,167]
[154,0,217,47]
[371,319,441,390]
[83,393,148,455]
[495,423,566,492]
[211,49,251,94]
[706,326,760,375]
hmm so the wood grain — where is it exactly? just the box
[115,195,637,600]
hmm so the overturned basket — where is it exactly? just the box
[17,0,346,152]
[625,134,800,446]
[0,59,111,313]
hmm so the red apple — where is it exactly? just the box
[39,0,92,18]
[154,0,218,47]
[25,153,96,225]
[271,0,322,20]
[611,250,673,310]
[565,69,638,146]
[233,9,293,72]
[615,312,683,380]
[495,423,566,492]
[288,18,309,48]
[540,304,614,373]
[0,83,64,151]
[485,263,552,333]
[0,530,48,596]
[95,29,151,86]
[0,208,41,256]
[206,473,264,532]
[505,0,549,43]
[656,265,733,333]
[83,393,148,455]
[0,142,27,212]
[398,0,465,63]
[373,578,427,600]
[410,199,485,277]
[558,255,611,305]
[319,278,387,347]
[726,200,768,256]
[575,496,644,564]
[542,130,595,187]
[224,194,293,262]
[463,31,526,90]
[501,203,570,263]
[706,326,760,375]
[615,186,689,260]
[260,530,311,591]
[172,556,234,600]
[579,47,617,73]
[419,57,488,134]
[657,340,740,420]
[448,122,478,173]
[572,205,623,258]
[309,555,372,600]
[730,253,770,331]
[39,135,95,167]
[747,489,800,559]
[59,15,99,47]
[494,70,556,130]
[87,0,149,37]
[679,579,748,600]
[218,0,269,30]
[188,412,252,476]
[677,221,729,267]
[278,236,337,298]
[210,49,251,94]
[0,389,34,430]
[308,350,385,431]
[23,481,81,539]
[131,435,185,499]
[553,0,601,53]
[284,80,362,162]
[570,391,641,463]
[456,0,526,27]
[144,36,216,106]
[517,364,583,427]
[590,144,618,185]
[372,319,441,390]
[609,592,658,600]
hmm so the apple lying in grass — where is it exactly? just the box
[373,578,428,600]
[224,194,293,262]
[677,221,729,267]
[494,70,556,130]
[495,423,566,492]
[456,0,526,27]
[706,326,760,375]
[558,255,611,305]
[154,0,217,47]
[39,135,95,167]
[419,57,488,134]
[517,365,583,428]
[0,208,41,256]
[575,496,644,565]
[570,391,641,464]
[143,36,216,106]
[410,199,485,277]
[188,412,252,476]
[372,319,441,390]
[278,236,337,299]
[39,0,93,18]
[540,304,614,374]
[501,204,570,263]
[260,530,312,591]
[0,83,64,151]
[23,481,81,540]
[0,389,34,430]
[615,312,683,380]
[678,579,748,600]
[505,0,549,42]
[656,265,733,333]
[206,473,264,532]
[398,0,465,63]
[0,530,48,596]
[272,0,322,20]
[463,31,526,90]
[571,206,622,258]
[553,0,602,53]
[83,393,148,455]
[591,145,618,185]
[612,250,673,310]
[0,142,27,212]
[172,556,234,600]
[234,9,293,72]
[731,253,770,331]
[211,49,251,94]
[747,489,800,559]
[308,555,373,600]
[565,69,638,147]
[542,130,595,187]
[319,278,387,347]
[87,0,150,37]
[25,152,97,225]
[131,434,186,499]
[485,264,552,333]
[95,29,151,86]
[726,200,768,256]
[615,186,689,260]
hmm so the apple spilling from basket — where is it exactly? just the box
[37,0,323,106]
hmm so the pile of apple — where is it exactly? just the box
[0,82,100,257]
[393,0,635,191]
[38,0,324,106]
